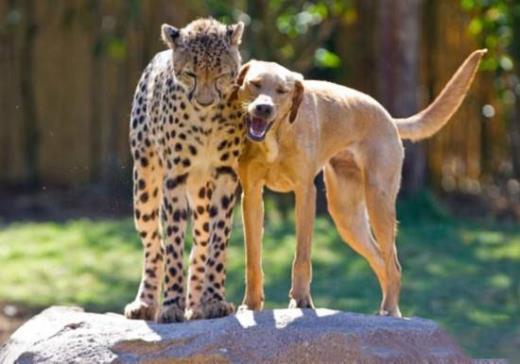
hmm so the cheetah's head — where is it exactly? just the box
[161,18,244,108]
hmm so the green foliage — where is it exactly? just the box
[0,206,518,358]
[203,0,352,72]
[107,37,127,61]
[314,48,341,68]
[461,0,520,104]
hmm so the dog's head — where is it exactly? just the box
[231,60,304,142]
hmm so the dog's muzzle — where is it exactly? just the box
[245,114,273,142]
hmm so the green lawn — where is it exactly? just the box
[0,195,518,359]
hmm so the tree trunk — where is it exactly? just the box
[376,0,425,194]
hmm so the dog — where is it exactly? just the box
[233,49,486,317]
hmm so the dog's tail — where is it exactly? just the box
[394,49,486,141]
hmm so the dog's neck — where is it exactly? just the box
[261,111,295,162]
[262,132,279,162]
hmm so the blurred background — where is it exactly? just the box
[0,0,518,359]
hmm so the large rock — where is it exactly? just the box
[0,306,474,363]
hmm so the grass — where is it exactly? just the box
[0,194,518,359]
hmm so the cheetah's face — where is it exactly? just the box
[161,19,244,108]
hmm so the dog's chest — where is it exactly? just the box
[259,150,297,193]
[245,137,299,192]
[264,164,295,192]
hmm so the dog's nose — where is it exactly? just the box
[255,104,273,116]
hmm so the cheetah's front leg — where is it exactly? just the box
[184,180,214,320]
[157,173,189,323]
[184,174,236,320]
[125,158,163,321]
[200,171,239,318]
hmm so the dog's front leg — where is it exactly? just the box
[289,183,316,309]
[240,183,265,310]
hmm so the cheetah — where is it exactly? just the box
[124,18,246,322]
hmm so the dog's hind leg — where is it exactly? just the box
[324,155,388,312]
[362,144,403,318]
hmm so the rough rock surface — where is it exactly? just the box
[0,306,474,363]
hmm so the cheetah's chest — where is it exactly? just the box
[152,92,244,173]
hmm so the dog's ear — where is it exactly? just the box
[229,62,251,102]
[236,61,251,87]
[161,23,182,49]
[289,78,304,123]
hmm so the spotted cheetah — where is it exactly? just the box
[124,18,246,322]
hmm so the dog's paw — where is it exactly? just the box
[378,306,402,318]
[240,298,264,311]
[186,300,235,320]
[157,304,185,323]
[124,300,158,321]
[237,304,250,313]
[288,295,315,309]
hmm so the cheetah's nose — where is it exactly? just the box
[197,99,214,107]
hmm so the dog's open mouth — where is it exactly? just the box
[245,114,272,142]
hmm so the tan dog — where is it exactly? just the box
[234,49,486,317]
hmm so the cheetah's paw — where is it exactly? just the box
[186,300,235,320]
[124,300,158,321]
[157,304,185,323]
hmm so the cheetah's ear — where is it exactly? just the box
[226,21,245,46]
[161,23,181,49]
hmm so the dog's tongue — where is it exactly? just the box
[250,117,268,138]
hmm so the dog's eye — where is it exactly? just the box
[276,88,289,94]
[251,81,261,89]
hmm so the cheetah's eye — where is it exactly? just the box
[217,72,232,80]
[184,71,196,78]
